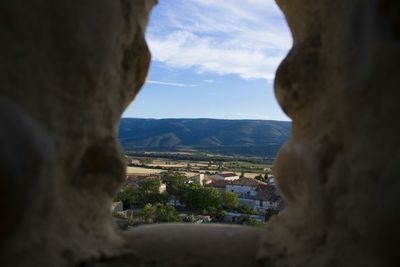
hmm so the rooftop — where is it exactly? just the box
[215,173,238,177]
[227,177,268,187]
[205,180,231,188]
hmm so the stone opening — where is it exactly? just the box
[113,0,290,231]
[1,0,399,267]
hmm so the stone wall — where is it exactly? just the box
[0,0,399,267]
[0,1,155,266]
[265,1,400,266]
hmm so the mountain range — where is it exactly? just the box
[118,118,291,158]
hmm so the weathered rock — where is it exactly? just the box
[0,1,155,266]
[1,0,399,267]
[262,0,400,266]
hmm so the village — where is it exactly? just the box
[112,155,284,229]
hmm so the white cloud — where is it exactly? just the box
[146,0,292,81]
[146,80,197,87]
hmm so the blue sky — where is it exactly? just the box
[123,0,292,121]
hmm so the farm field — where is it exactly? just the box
[125,155,273,179]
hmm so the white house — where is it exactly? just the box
[206,177,284,214]
[225,177,267,197]
[211,173,239,181]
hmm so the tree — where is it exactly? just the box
[116,187,138,209]
[240,171,245,178]
[135,178,167,205]
[187,163,192,171]
[180,184,222,210]
[142,204,179,223]
[198,187,222,210]
[156,204,179,223]
[180,183,201,209]
[161,171,188,197]
[221,192,238,210]
[142,204,157,223]
[239,216,263,226]
[138,178,161,193]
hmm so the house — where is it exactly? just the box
[225,177,268,197]
[224,178,269,208]
[211,173,239,181]
[253,190,278,212]
[207,177,284,214]
[205,180,230,194]
[188,174,213,186]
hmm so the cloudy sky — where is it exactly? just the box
[123,0,292,121]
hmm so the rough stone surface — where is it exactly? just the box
[261,0,400,266]
[0,1,155,266]
[1,0,399,267]
[124,224,263,267]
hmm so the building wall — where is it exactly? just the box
[211,175,239,181]
[226,185,257,196]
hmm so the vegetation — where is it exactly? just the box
[221,192,239,210]
[180,183,222,210]
[161,171,188,197]
[238,216,264,226]
[115,170,273,228]
[236,205,259,215]
[142,204,179,223]
[116,178,168,208]
[116,187,137,209]
[119,118,290,158]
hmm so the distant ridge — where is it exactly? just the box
[118,118,291,158]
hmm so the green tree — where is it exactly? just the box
[116,187,138,209]
[142,204,157,223]
[221,192,238,210]
[180,183,201,209]
[240,216,264,226]
[138,178,161,193]
[134,178,169,206]
[180,184,222,210]
[161,171,188,197]
[198,187,222,210]
[156,204,179,223]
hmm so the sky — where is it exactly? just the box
[122,0,292,121]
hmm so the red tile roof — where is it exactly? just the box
[205,180,231,188]
[203,175,213,181]
[256,184,275,191]
[227,177,268,187]
[206,177,269,188]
